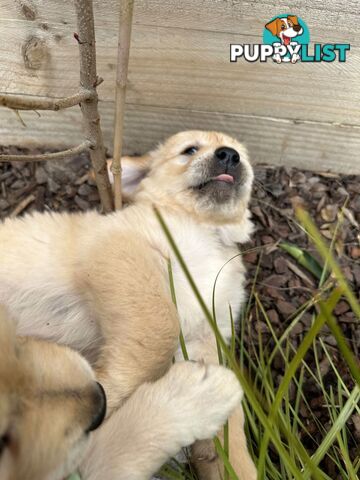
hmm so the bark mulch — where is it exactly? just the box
[243,165,359,475]
[0,147,359,476]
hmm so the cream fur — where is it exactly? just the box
[0,131,257,479]
[81,362,242,480]
[0,307,105,480]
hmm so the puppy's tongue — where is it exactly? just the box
[214,174,234,184]
[283,35,290,46]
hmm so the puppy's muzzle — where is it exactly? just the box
[86,382,107,433]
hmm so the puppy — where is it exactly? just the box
[0,307,106,480]
[0,131,257,479]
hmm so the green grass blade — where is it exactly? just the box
[214,436,239,480]
[319,337,360,414]
[67,474,81,480]
[154,207,322,480]
[168,259,178,309]
[168,259,189,361]
[179,329,189,361]
[308,387,360,477]
[279,242,326,280]
[223,421,230,480]
[257,287,343,477]
[159,464,187,480]
[297,208,360,318]
[318,300,360,387]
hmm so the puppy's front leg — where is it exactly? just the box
[83,232,180,411]
[80,361,242,480]
[178,339,257,480]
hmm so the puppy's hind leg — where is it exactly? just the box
[191,406,257,480]
[179,339,257,480]
[80,361,242,480]
[83,232,180,411]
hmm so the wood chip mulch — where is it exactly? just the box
[0,147,359,476]
[243,165,359,475]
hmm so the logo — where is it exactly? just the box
[230,14,350,64]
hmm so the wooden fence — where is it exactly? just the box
[0,0,359,173]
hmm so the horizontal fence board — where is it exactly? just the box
[1,103,359,174]
[0,22,359,124]
[133,0,360,44]
[2,0,359,43]
[0,1,359,173]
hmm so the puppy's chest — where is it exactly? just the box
[169,230,246,342]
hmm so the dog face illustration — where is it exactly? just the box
[265,15,303,45]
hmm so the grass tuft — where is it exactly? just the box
[155,207,360,480]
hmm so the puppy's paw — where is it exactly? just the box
[162,362,243,445]
[291,53,301,63]
[272,54,282,64]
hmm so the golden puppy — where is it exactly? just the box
[0,308,106,480]
[0,131,257,479]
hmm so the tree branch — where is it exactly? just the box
[0,0,114,214]
[0,90,94,111]
[74,0,113,213]
[0,141,91,162]
[111,0,134,210]
[9,194,36,217]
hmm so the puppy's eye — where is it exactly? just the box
[182,146,199,155]
[281,24,286,30]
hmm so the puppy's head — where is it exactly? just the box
[265,15,303,45]
[0,311,106,480]
[115,131,253,223]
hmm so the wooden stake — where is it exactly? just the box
[111,0,134,210]
[74,0,113,213]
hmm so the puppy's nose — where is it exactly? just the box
[215,147,240,167]
[293,24,301,32]
[86,382,107,433]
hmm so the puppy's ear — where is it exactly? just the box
[265,18,281,36]
[287,15,299,26]
[107,154,152,199]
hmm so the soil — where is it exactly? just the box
[0,146,359,477]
